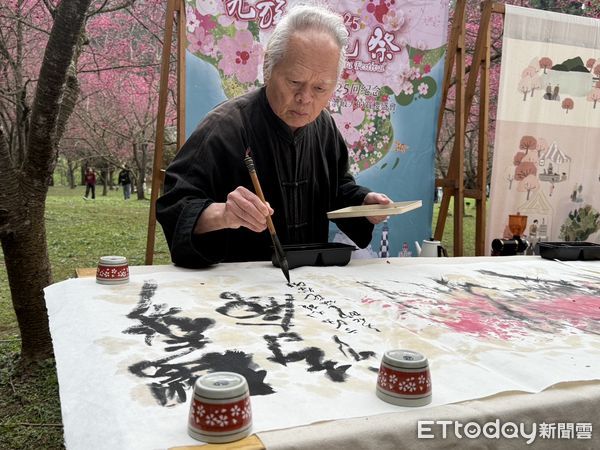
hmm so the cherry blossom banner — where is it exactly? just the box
[487,6,600,251]
[185,0,448,257]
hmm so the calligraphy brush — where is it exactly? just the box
[244,148,291,283]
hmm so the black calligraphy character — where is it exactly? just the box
[129,350,274,407]
[217,291,294,332]
[124,281,214,351]
[333,336,376,361]
[264,332,351,382]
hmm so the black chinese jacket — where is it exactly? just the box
[156,87,374,268]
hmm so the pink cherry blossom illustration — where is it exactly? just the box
[217,30,263,83]
[217,14,248,30]
[195,0,223,16]
[186,5,200,32]
[383,8,406,32]
[331,105,365,145]
[197,12,217,32]
[188,26,216,57]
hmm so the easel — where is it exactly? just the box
[145,0,186,264]
[434,1,505,255]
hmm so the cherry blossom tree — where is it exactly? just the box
[519,135,538,155]
[72,68,166,199]
[587,81,600,109]
[67,0,175,197]
[518,77,532,101]
[514,135,538,181]
[539,56,553,74]
[561,97,574,113]
[586,58,596,70]
[530,0,600,17]
[517,62,543,101]
[518,174,540,200]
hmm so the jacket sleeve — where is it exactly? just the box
[156,120,246,268]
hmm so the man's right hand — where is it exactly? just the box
[194,186,273,234]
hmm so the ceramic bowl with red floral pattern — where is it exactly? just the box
[188,372,252,443]
[376,349,432,407]
[96,256,129,285]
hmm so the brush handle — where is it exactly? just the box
[244,154,290,283]
[244,156,276,235]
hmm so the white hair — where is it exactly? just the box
[263,4,348,83]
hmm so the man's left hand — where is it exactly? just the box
[363,192,392,224]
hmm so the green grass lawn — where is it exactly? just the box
[0,187,477,449]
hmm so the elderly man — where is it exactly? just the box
[157,4,391,268]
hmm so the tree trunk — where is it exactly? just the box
[139,142,148,200]
[133,142,147,200]
[1,205,53,363]
[67,159,76,188]
[136,175,145,200]
[102,168,108,196]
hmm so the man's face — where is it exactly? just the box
[265,32,339,132]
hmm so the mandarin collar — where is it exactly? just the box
[259,87,309,145]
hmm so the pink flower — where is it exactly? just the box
[424,64,431,74]
[331,105,365,145]
[217,30,263,83]
[188,27,216,56]
[217,14,248,29]
[197,12,217,32]
[383,9,405,31]
[413,53,423,65]
[186,6,200,32]
[341,69,357,81]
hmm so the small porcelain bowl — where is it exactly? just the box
[188,372,252,443]
[96,256,129,285]
[376,349,432,407]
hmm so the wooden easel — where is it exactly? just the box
[434,1,505,255]
[145,0,186,264]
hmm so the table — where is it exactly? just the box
[47,256,600,449]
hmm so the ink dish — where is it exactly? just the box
[271,243,355,270]
[539,242,600,261]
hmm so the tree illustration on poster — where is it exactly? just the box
[184,0,448,258]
